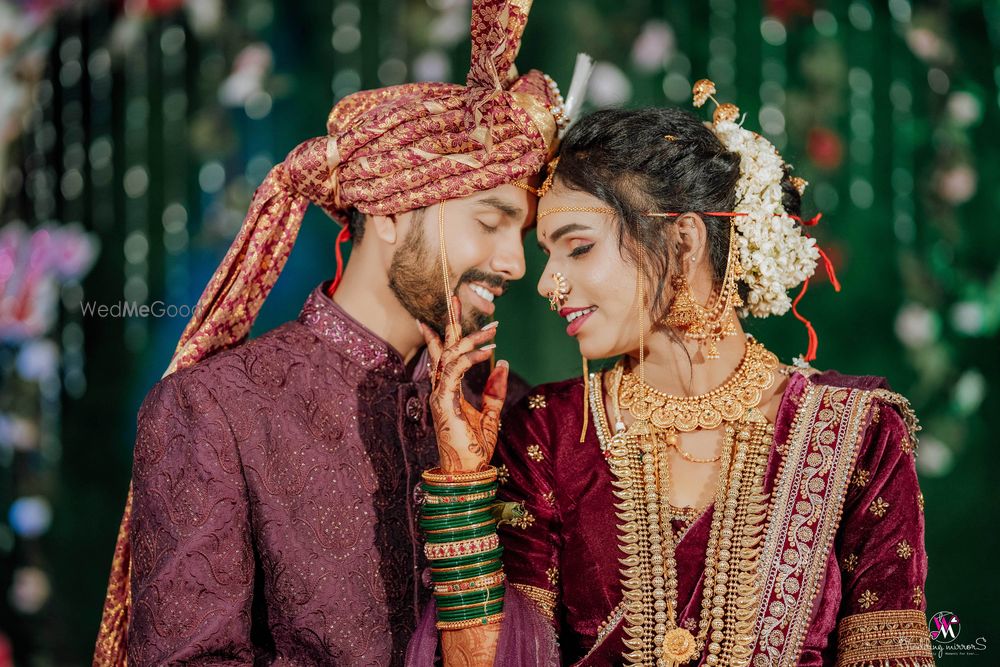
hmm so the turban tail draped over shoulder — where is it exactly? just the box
[94,1,563,663]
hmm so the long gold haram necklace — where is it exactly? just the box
[612,341,778,666]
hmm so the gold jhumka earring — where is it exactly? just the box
[662,220,744,360]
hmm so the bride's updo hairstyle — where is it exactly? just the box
[553,107,802,321]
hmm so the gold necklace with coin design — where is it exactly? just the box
[610,338,778,666]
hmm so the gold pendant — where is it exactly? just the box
[662,627,697,664]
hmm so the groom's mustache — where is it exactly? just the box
[457,268,509,297]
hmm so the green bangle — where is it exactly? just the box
[420,498,496,516]
[425,524,497,544]
[419,509,494,529]
[436,584,506,606]
[423,482,499,496]
[431,560,503,583]
[436,600,505,621]
[428,547,503,569]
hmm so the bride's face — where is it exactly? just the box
[535,183,648,359]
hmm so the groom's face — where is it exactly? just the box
[388,183,535,336]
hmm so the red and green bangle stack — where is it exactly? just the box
[420,466,505,630]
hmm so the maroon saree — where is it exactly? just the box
[491,368,933,666]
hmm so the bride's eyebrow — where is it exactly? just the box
[548,223,591,242]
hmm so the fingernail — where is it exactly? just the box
[479,343,497,351]
[497,359,509,369]
[480,321,499,331]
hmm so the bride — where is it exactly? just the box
[408,82,934,667]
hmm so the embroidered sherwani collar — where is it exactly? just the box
[298,282,420,381]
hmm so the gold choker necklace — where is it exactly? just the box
[618,337,778,441]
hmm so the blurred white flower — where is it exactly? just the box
[16,339,59,381]
[946,91,982,127]
[936,164,977,205]
[9,567,50,614]
[952,369,986,416]
[894,303,938,348]
[184,0,223,36]
[218,43,272,107]
[586,61,632,108]
[950,301,984,335]
[915,434,953,477]
[905,27,944,62]
[429,8,468,47]
[631,20,674,73]
[412,50,450,82]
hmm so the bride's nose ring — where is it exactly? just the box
[548,272,570,311]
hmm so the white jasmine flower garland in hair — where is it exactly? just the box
[692,79,820,319]
[712,120,819,317]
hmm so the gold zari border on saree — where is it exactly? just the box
[748,383,887,666]
[836,609,934,666]
[510,582,557,621]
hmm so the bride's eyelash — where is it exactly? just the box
[569,243,594,258]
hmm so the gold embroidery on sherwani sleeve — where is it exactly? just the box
[526,444,543,461]
[510,583,557,620]
[836,609,934,666]
[528,394,547,409]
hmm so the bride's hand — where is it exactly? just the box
[418,297,508,473]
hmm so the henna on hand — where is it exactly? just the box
[441,623,501,667]
[418,299,507,473]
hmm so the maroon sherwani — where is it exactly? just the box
[128,283,524,665]
[492,369,934,666]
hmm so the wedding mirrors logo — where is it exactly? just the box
[929,610,988,659]
[929,611,960,643]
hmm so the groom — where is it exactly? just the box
[93,1,565,664]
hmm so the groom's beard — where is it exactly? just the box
[388,221,508,338]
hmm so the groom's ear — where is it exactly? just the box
[370,213,399,245]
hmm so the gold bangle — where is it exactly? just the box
[422,467,498,485]
[434,572,506,594]
[424,518,497,535]
[436,612,505,631]
[422,490,496,505]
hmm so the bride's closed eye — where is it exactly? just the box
[568,241,594,258]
